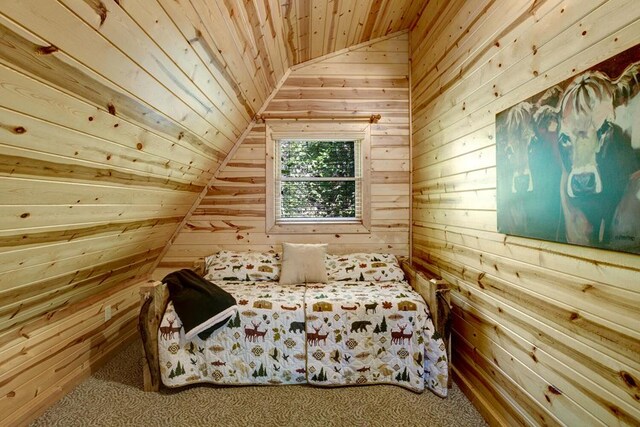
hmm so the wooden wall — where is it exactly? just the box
[157,33,411,277]
[0,0,287,424]
[410,0,640,426]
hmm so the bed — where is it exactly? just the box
[139,251,451,397]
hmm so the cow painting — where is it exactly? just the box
[497,44,640,255]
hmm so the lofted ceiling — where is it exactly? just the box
[0,2,425,419]
[280,0,425,64]
[0,0,425,341]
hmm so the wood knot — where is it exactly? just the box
[36,45,59,55]
[13,126,26,134]
[20,212,30,218]
[136,143,143,150]
[620,371,638,388]
[569,312,579,321]
[547,385,561,395]
[107,103,117,115]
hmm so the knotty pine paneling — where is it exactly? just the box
[410,0,640,425]
[0,278,151,426]
[0,2,426,424]
[156,33,411,278]
[281,0,423,65]
[0,0,290,423]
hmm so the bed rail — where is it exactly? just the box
[400,260,452,387]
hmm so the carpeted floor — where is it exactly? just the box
[31,340,487,427]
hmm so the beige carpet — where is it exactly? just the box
[31,340,487,427]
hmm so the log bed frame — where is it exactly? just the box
[138,259,451,392]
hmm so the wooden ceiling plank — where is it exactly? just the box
[0,13,229,164]
[310,0,326,58]
[118,0,253,124]
[334,0,357,51]
[324,0,340,55]
[226,0,275,90]
[157,0,264,116]
[209,0,272,99]
[0,107,208,186]
[297,0,311,63]
[57,0,243,144]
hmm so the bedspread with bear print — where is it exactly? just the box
[158,280,448,396]
[304,281,448,396]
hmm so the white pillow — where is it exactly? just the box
[279,243,328,285]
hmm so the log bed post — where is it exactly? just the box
[138,260,203,391]
[138,280,169,392]
[400,259,452,388]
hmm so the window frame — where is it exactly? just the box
[266,122,371,234]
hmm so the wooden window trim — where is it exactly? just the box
[266,122,371,234]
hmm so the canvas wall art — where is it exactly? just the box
[496,44,640,255]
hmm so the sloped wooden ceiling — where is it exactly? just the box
[0,0,280,336]
[0,0,425,324]
[281,0,424,64]
[0,1,424,421]
[156,33,410,278]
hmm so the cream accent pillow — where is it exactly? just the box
[279,243,328,285]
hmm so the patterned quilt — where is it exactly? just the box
[158,280,448,396]
[159,281,307,387]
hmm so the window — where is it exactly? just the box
[276,139,361,221]
[266,123,371,234]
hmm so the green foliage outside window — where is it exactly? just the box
[279,140,358,219]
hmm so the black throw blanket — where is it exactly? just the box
[162,269,238,340]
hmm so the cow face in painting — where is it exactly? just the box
[555,63,640,246]
[496,87,565,241]
[558,72,616,197]
[500,102,536,194]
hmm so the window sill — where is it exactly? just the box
[268,221,371,235]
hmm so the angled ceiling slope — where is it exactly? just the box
[152,0,428,268]
[0,0,425,332]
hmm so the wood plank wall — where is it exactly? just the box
[410,0,640,425]
[0,0,288,424]
[156,33,411,278]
